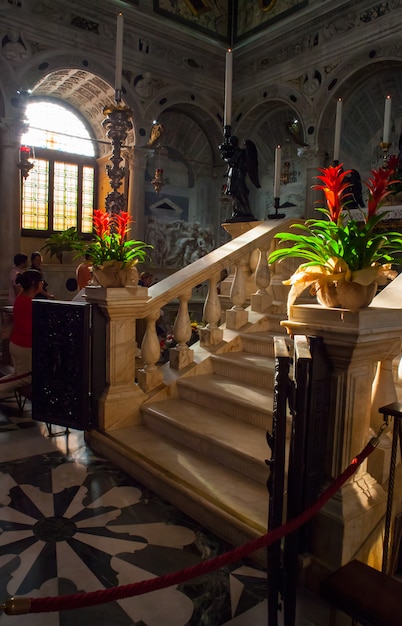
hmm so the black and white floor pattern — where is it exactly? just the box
[0,401,270,626]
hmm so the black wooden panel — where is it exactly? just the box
[31,300,105,430]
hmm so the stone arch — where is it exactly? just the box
[315,54,402,177]
[14,52,139,152]
[140,86,223,151]
[220,96,309,219]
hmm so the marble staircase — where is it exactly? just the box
[88,328,292,557]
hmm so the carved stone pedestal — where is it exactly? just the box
[85,286,147,430]
[283,302,402,573]
[251,291,273,312]
[226,307,248,330]
[137,366,163,393]
[199,326,224,347]
[169,346,194,370]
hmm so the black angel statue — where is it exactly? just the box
[344,169,365,209]
[220,135,261,222]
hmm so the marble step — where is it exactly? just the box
[210,351,276,390]
[239,332,290,357]
[142,397,271,485]
[87,425,269,555]
[177,373,274,429]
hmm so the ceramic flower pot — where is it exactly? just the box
[92,262,139,288]
[336,280,377,313]
[314,278,377,313]
[314,280,341,308]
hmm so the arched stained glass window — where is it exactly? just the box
[21,100,97,234]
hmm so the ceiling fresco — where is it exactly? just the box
[153,0,308,44]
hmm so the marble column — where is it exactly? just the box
[85,285,148,430]
[127,146,152,241]
[282,303,402,574]
[297,147,322,219]
[0,126,23,296]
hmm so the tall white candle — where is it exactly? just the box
[274,145,281,198]
[224,49,233,127]
[115,13,124,94]
[383,95,392,144]
[333,98,342,162]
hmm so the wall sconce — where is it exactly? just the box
[280,159,298,185]
[281,160,291,185]
[151,168,165,193]
[17,145,34,179]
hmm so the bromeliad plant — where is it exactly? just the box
[85,209,152,268]
[268,156,402,306]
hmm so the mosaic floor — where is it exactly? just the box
[0,399,273,626]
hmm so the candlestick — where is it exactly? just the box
[333,98,342,163]
[115,13,124,100]
[274,145,281,198]
[383,95,392,144]
[224,49,233,128]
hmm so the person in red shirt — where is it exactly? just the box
[0,270,41,397]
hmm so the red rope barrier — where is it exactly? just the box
[0,438,376,615]
[0,372,31,385]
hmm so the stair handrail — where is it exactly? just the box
[140,218,297,314]
[136,217,299,391]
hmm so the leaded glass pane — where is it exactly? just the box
[53,162,78,230]
[21,159,49,230]
[82,166,95,233]
[22,102,95,157]
[21,101,96,233]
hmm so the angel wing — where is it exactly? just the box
[244,139,261,189]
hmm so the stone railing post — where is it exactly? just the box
[283,303,402,573]
[170,289,193,370]
[137,307,164,392]
[226,255,249,330]
[85,286,147,430]
[251,246,273,312]
[369,355,399,484]
[200,271,223,347]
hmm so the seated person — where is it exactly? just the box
[0,270,42,398]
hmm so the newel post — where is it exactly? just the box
[85,285,147,430]
[282,303,402,574]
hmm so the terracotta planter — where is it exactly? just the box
[314,280,341,308]
[336,280,377,312]
[314,278,377,313]
[92,262,139,288]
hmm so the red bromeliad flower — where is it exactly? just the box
[312,164,351,224]
[365,156,400,219]
[113,211,131,239]
[85,209,152,268]
[93,209,110,238]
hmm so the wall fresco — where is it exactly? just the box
[153,1,308,43]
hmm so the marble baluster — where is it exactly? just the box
[137,308,164,392]
[200,272,223,347]
[226,255,249,330]
[170,290,194,370]
[369,355,399,484]
[251,247,273,313]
